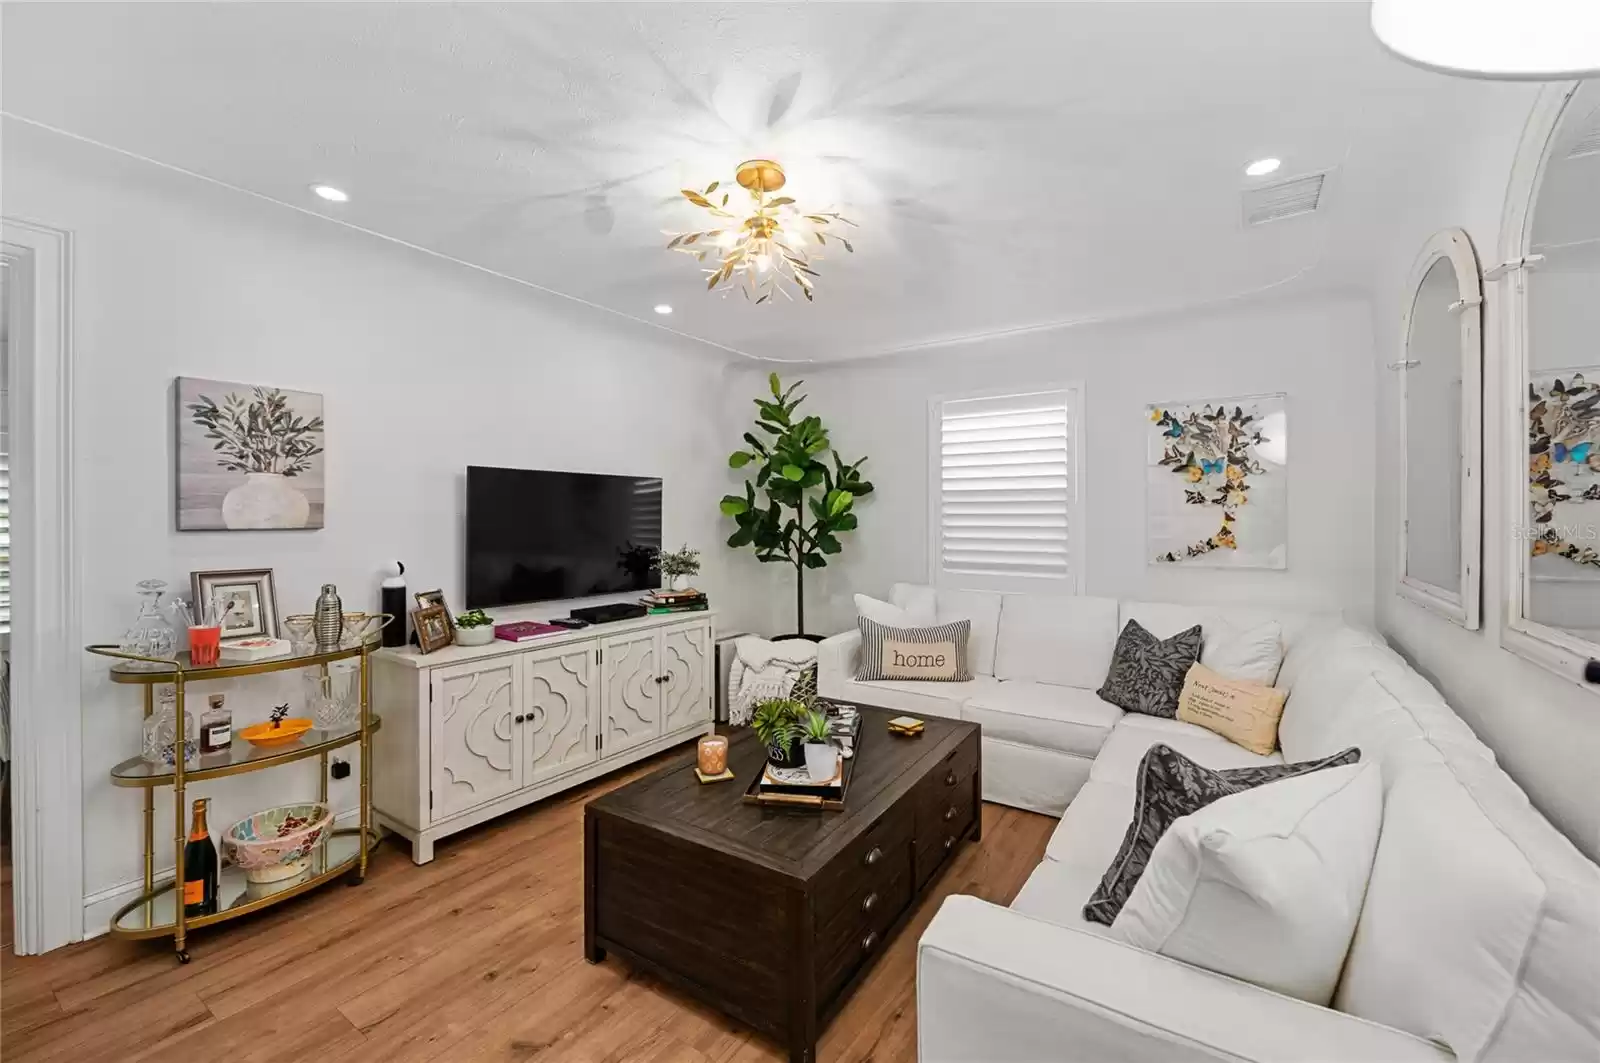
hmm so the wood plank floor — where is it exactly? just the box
[1,747,1054,1063]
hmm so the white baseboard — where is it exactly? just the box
[81,807,364,940]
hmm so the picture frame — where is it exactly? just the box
[175,376,325,531]
[191,568,280,641]
[413,604,454,654]
[414,589,455,632]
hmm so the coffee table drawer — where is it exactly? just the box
[915,786,976,889]
[813,805,912,917]
[818,865,912,1004]
[918,737,978,807]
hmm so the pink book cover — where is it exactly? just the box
[494,621,565,642]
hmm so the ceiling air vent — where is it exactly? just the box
[1242,173,1326,226]
[1565,106,1600,160]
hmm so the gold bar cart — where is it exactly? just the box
[86,622,388,963]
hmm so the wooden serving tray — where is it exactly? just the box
[741,733,862,811]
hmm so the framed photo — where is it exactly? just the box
[191,568,280,640]
[413,604,454,654]
[414,589,454,631]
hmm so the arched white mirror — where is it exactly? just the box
[1397,229,1483,628]
[1500,80,1600,688]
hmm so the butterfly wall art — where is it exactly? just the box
[1528,370,1600,574]
[1147,394,1288,569]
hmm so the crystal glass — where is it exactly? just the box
[120,579,177,669]
[340,612,378,648]
[141,687,198,767]
[282,614,316,653]
[304,660,360,730]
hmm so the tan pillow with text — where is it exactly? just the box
[1176,663,1287,756]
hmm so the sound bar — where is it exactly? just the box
[571,602,648,625]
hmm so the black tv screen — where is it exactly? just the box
[466,466,662,609]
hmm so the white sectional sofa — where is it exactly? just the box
[816,584,1600,1063]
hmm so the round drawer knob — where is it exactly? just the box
[944,770,958,786]
[863,846,883,867]
[943,806,958,823]
[514,714,526,724]
[862,931,879,952]
[861,891,878,913]
[944,836,956,852]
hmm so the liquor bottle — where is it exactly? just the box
[183,798,219,917]
[199,694,232,755]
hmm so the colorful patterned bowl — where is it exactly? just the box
[225,802,332,883]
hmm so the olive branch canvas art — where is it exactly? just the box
[175,377,326,531]
[1147,394,1287,569]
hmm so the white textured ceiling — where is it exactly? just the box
[1,2,1503,362]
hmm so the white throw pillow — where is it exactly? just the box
[1201,620,1284,686]
[854,592,935,628]
[1110,760,1383,1005]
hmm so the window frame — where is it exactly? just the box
[925,382,1087,596]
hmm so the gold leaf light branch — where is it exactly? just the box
[667,159,854,304]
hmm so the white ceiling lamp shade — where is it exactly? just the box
[1371,0,1600,80]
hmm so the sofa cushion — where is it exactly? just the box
[892,583,1003,675]
[1112,761,1383,1006]
[993,593,1119,689]
[1120,601,1327,660]
[854,617,972,682]
[1201,620,1284,685]
[1043,779,1135,865]
[1275,622,1386,692]
[1090,716,1282,784]
[1096,620,1203,718]
[1083,744,1361,926]
[962,682,1123,758]
[1335,765,1545,1063]
[855,591,935,628]
[828,675,999,720]
[1009,857,1116,938]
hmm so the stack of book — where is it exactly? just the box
[641,588,708,614]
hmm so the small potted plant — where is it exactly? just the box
[454,608,496,646]
[751,698,806,769]
[656,544,701,591]
[799,708,838,783]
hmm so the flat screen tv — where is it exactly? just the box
[466,466,662,609]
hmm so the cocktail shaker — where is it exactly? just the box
[314,583,343,650]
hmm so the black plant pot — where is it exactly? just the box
[767,739,806,770]
[772,633,825,644]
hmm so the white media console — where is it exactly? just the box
[371,610,715,863]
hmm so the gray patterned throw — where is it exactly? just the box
[1096,620,1203,717]
[1082,742,1362,926]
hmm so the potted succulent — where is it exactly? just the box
[656,544,702,591]
[799,708,839,783]
[751,698,806,769]
[454,608,496,646]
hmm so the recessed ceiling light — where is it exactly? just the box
[1245,158,1282,177]
[311,184,349,203]
[654,304,673,315]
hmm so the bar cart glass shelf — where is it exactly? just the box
[86,620,390,963]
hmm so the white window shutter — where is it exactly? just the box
[935,390,1077,586]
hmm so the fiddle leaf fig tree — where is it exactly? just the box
[721,373,872,635]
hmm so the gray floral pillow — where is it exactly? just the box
[1082,742,1362,926]
[1097,620,1203,717]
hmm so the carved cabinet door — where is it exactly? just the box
[660,621,712,734]
[599,631,661,757]
[430,657,523,821]
[524,643,600,787]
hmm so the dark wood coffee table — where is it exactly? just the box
[584,705,981,1063]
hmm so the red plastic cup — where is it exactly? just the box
[188,625,222,666]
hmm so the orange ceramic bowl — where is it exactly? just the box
[239,717,314,748]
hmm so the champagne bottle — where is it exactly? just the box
[183,798,219,917]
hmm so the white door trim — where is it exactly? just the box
[2,218,83,954]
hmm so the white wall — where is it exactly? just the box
[742,292,1377,637]
[1370,84,1600,864]
[1,119,762,929]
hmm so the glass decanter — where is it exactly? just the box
[120,578,178,669]
[140,686,198,767]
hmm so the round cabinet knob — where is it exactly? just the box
[944,770,957,786]
[861,892,878,913]
[943,836,956,852]
[861,931,879,952]
[514,714,526,724]
[863,846,883,867]
[943,806,958,823]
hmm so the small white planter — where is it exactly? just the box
[670,574,695,591]
[455,625,495,646]
[804,741,840,783]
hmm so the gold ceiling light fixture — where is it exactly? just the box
[667,159,855,304]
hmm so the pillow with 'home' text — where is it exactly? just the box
[854,617,972,682]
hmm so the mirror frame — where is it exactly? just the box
[1497,80,1599,693]
[1396,228,1484,629]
